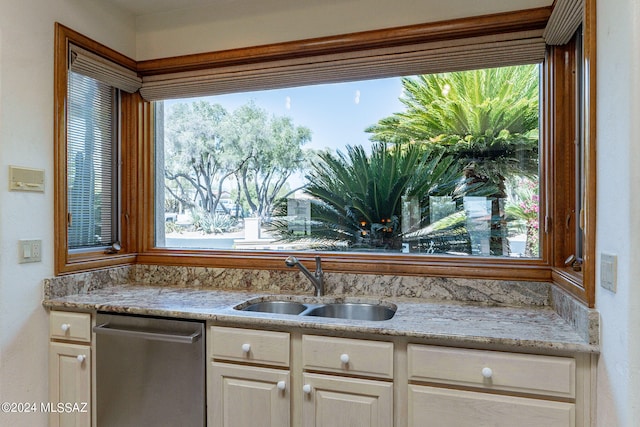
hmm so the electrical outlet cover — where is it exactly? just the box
[600,253,617,293]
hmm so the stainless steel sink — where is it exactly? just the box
[236,299,396,321]
[241,300,308,315]
[303,303,396,321]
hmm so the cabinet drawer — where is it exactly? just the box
[408,345,575,398]
[211,326,290,367]
[409,385,575,427]
[49,311,91,343]
[302,335,393,379]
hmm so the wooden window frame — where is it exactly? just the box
[53,3,596,307]
[54,24,140,274]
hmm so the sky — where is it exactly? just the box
[165,77,407,154]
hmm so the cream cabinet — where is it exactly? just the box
[209,326,292,427]
[408,385,574,427]
[48,311,92,427]
[211,362,290,427]
[45,313,593,427]
[302,373,393,427]
[407,344,578,427]
[301,335,394,427]
[208,327,394,427]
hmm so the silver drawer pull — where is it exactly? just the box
[93,323,202,344]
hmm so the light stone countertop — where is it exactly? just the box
[43,283,598,354]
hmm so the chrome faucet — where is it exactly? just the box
[285,256,324,297]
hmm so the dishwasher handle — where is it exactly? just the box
[93,322,203,344]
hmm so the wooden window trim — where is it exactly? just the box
[582,0,597,307]
[54,23,139,274]
[53,4,596,307]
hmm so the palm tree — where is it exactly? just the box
[270,142,459,250]
[367,65,540,255]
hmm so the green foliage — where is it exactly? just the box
[190,208,240,235]
[367,65,540,185]
[221,103,312,218]
[365,65,540,255]
[271,143,460,250]
[163,101,311,220]
[273,66,540,254]
[505,177,540,256]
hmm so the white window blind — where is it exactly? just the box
[67,71,118,249]
[543,0,584,45]
[69,44,142,94]
[139,29,546,101]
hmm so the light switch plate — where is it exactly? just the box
[19,239,42,263]
[600,253,617,293]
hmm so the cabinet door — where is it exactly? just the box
[409,385,575,427]
[49,342,91,427]
[302,373,393,427]
[210,362,290,427]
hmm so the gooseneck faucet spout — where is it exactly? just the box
[285,256,324,296]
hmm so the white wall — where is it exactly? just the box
[0,1,134,425]
[596,0,640,425]
[135,0,550,59]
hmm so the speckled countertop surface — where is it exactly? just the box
[43,282,597,354]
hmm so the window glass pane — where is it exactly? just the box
[155,65,540,258]
[67,71,117,249]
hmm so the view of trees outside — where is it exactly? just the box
[157,65,541,257]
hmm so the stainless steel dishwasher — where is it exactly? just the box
[94,312,205,427]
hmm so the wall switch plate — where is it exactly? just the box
[19,239,42,263]
[9,166,45,192]
[600,253,617,293]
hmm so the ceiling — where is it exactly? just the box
[103,0,552,18]
[103,0,234,16]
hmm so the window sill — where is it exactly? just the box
[57,252,137,275]
[136,249,552,282]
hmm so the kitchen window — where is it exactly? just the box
[67,71,119,251]
[153,65,542,259]
[53,1,595,306]
[54,24,140,273]
[137,9,555,278]
[135,8,594,305]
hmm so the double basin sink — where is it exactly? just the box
[235,298,396,321]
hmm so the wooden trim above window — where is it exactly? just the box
[139,30,546,101]
[136,7,552,76]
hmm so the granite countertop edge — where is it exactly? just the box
[42,284,598,355]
